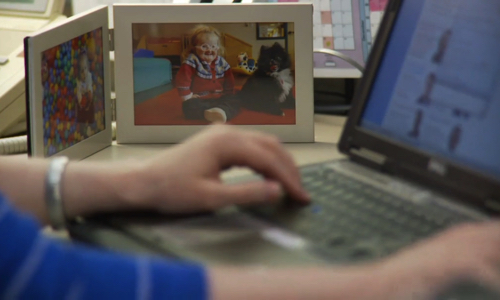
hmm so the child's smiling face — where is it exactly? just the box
[195,33,219,64]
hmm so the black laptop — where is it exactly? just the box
[70,0,500,298]
[249,0,500,254]
[246,0,500,259]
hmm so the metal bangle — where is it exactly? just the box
[45,156,69,229]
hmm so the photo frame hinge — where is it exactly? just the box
[111,94,116,121]
[109,28,114,51]
[349,147,387,166]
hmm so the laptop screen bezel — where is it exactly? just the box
[338,0,500,207]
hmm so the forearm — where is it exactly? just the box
[0,156,148,225]
[209,264,389,300]
[176,64,195,100]
[0,198,206,299]
[61,159,149,221]
[0,156,50,224]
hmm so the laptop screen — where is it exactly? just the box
[360,0,500,179]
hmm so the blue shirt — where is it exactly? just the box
[0,192,207,299]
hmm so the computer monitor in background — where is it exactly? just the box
[310,0,388,78]
[270,0,387,114]
[263,0,387,115]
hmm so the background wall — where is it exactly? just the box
[132,22,295,62]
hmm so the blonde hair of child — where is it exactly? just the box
[182,24,225,61]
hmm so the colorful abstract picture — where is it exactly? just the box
[41,28,105,156]
[132,23,296,126]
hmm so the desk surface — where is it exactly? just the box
[85,115,347,166]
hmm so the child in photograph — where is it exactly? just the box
[76,51,95,128]
[175,25,239,123]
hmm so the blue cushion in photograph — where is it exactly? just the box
[133,58,172,93]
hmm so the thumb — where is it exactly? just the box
[213,180,285,207]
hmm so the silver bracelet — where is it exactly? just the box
[45,156,69,229]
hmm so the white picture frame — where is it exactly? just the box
[24,6,113,159]
[114,3,314,143]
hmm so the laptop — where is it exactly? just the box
[69,0,500,297]
[0,0,65,137]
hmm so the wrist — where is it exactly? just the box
[45,157,70,229]
[339,263,395,300]
[210,265,387,300]
[61,160,152,218]
[113,161,156,211]
[371,257,446,300]
[182,93,194,100]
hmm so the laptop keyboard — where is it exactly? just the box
[247,165,477,262]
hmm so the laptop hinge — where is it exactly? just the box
[109,28,115,52]
[349,147,387,166]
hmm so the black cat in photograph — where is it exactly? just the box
[238,42,295,116]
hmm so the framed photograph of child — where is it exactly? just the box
[114,3,314,143]
[24,6,113,159]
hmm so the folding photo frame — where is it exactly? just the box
[24,6,113,159]
[25,3,314,151]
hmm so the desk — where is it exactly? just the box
[83,114,346,182]
[70,115,347,261]
[85,114,346,164]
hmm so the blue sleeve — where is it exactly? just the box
[0,193,207,300]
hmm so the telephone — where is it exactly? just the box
[0,0,66,137]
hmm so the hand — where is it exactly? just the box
[191,94,201,99]
[128,125,310,213]
[372,221,500,300]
